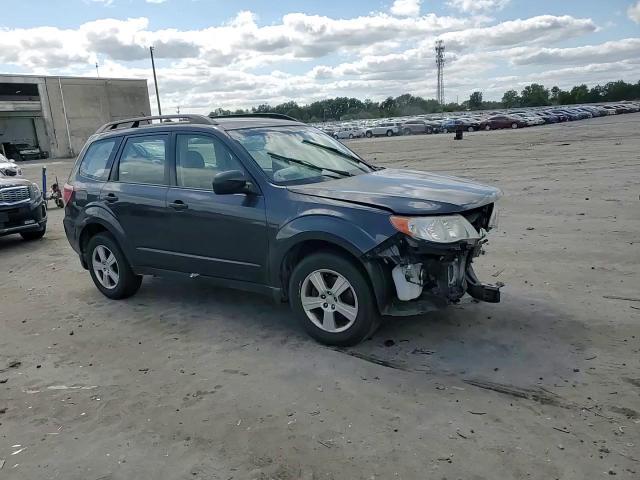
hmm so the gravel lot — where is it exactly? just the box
[1,113,639,479]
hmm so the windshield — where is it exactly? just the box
[229,126,373,185]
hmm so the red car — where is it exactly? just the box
[479,115,527,130]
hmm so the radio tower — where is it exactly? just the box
[435,40,445,105]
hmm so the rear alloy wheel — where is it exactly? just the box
[511,122,518,129]
[467,126,474,132]
[484,124,491,131]
[87,232,142,299]
[365,131,373,138]
[289,252,379,346]
[386,130,393,137]
[349,134,354,139]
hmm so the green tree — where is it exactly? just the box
[468,91,483,110]
[520,83,550,107]
[569,84,589,104]
[501,89,520,108]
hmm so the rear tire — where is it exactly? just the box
[87,232,142,300]
[20,224,46,241]
[386,130,393,137]
[403,128,411,136]
[484,124,491,131]
[511,122,518,129]
[467,126,474,132]
[289,252,379,346]
[365,131,372,138]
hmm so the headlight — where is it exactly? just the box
[390,214,480,243]
[29,183,41,199]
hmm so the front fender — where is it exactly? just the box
[270,213,394,300]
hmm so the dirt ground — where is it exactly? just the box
[1,114,639,479]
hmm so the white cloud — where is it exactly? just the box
[390,0,422,17]
[628,1,640,23]
[511,38,640,66]
[436,15,597,50]
[447,0,510,14]
[146,0,169,3]
[1,7,635,111]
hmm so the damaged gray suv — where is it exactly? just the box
[63,114,502,346]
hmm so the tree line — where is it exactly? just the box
[209,79,640,122]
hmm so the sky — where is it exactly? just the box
[1,0,639,113]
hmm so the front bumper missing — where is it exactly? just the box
[364,233,502,316]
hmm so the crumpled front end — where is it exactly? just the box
[363,203,502,316]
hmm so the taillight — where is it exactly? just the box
[63,183,75,205]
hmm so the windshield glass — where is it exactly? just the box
[229,126,372,185]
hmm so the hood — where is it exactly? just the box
[0,176,32,187]
[288,168,501,215]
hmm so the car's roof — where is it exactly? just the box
[92,114,305,142]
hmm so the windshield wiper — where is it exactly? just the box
[266,151,353,178]
[301,139,370,172]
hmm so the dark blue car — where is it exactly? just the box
[63,114,502,346]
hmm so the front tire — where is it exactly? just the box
[467,126,474,132]
[511,122,518,129]
[20,224,46,241]
[386,130,393,137]
[289,252,379,346]
[365,131,372,138]
[484,124,491,131]
[87,232,142,299]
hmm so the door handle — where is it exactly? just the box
[169,200,188,210]
[105,193,118,202]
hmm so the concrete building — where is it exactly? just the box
[0,74,151,159]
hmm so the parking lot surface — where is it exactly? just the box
[1,114,639,479]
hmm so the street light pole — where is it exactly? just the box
[149,46,162,115]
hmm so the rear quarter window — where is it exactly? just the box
[79,139,118,180]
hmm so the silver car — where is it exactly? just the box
[0,154,23,177]
[333,126,364,139]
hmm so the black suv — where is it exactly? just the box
[64,114,501,346]
[0,176,47,240]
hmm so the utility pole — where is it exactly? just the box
[149,46,162,115]
[435,40,445,106]
[95,62,100,77]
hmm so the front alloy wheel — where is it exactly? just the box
[289,252,379,346]
[301,269,358,333]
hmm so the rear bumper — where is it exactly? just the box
[0,200,47,237]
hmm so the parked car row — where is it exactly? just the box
[315,102,640,139]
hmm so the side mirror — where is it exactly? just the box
[213,170,248,195]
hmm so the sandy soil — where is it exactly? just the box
[1,114,639,479]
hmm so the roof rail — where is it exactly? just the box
[207,113,300,122]
[96,114,216,133]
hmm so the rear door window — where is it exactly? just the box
[117,135,168,185]
[79,139,118,180]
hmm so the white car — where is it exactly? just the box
[333,126,364,139]
[0,154,23,177]
[365,122,401,138]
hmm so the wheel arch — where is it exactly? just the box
[77,207,133,267]
[272,216,393,311]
